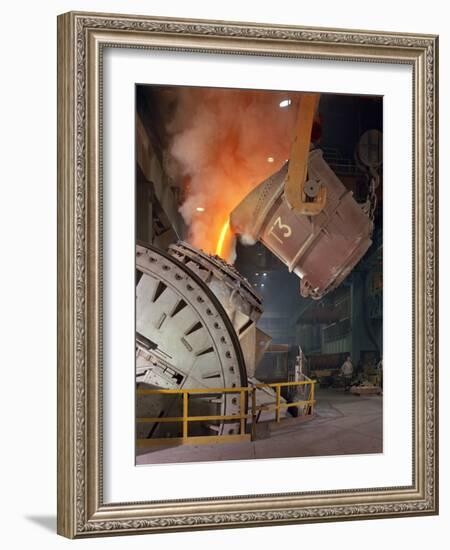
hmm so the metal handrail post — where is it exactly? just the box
[240,389,246,435]
[251,387,257,441]
[276,385,281,423]
[182,391,189,439]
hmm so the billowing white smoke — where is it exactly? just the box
[240,234,257,246]
[165,88,300,260]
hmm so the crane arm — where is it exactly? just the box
[284,93,326,216]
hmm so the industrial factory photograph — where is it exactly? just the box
[135,85,383,466]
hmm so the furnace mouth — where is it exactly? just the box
[169,240,263,313]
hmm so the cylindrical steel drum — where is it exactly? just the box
[136,244,248,440]
[168,241,270,377]
[230,149,374,299]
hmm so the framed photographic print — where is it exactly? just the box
[57,11,439,538]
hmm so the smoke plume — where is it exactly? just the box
[165,88,301,261]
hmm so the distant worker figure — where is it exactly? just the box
[340,355,353,392]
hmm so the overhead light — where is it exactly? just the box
[279,98,291,108]
[255,272,259,276]
[263,272,267,276]
[261,283,265,288]
[267,156,275,163]
[196,207,205,212]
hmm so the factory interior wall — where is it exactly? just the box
[350,271,380,361]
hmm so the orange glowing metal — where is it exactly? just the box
[216,219,231,258]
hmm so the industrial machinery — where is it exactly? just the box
[230,149,374,299]
[136,244,248,439]
[168,241,271,378]
[136,242,288,443]
[230,94,375,299]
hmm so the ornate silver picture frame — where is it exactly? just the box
[57,11,438,538]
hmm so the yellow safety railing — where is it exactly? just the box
[136,386,252,447]
[251,380,315,440]
[136,379,316,447]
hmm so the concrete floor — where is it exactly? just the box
[136,387,383,465]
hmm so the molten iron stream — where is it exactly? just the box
[216,219,230,257]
